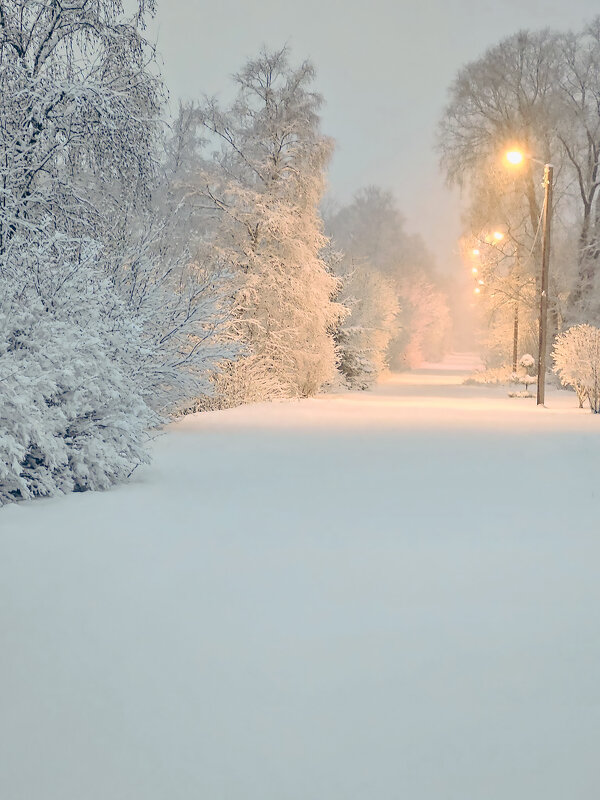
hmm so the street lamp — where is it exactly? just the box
[506,150,524,166]
[505,148,553,406]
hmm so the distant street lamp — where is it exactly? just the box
[505,149,554,406]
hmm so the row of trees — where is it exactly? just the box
[438,19,600,370]
[325,188,451,388]
[0,0,452,504]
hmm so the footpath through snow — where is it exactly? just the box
[1,355,600,799]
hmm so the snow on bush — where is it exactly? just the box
[463,365,513,385]
[508,353,537,396]
[519,353,536,370]
[553,324,600,412]
[0,262,153,504]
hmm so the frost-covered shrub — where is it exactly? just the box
[463,365,513,385]
[553,324,600,412]
[0,292,153,504]
[519,353,536,370]
[0,230,157,505]
[509,353,537,396]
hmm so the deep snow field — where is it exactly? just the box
[1,354,600,799]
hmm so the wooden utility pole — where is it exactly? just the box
[537,164,553,406]
[512,303,519,373]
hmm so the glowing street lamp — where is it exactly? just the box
[506,150,524,166]
[505,147,554,406]
[493,231,504,241]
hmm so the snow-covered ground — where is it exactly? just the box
[2,354,600,799]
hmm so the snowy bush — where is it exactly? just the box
[508,353,537,397]
[553,324,600,412]
[463,365,513,386]
[0,274,153,504]
[519,353,536,370]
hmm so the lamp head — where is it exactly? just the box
[506,150,524,166]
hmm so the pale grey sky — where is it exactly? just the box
[150,0,600,273]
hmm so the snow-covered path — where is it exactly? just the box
[2,355,600,799]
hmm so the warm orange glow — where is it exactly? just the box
[471,267,478,275]
[474,287,481,295]
[506,150,524,166]
[493,231,504,241]
[472,248,480,256]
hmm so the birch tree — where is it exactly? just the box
[188,48,344,403]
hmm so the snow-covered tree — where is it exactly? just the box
[182,47,344,404]
[461,222,542,369]
[0,0,174,502]
[553,324,600,412]
[334,261,399,388]
[553,22,600,321]
[103,188,234,416]
[326,187,433,280]
[437,21,600,326]
[0,0,161,248]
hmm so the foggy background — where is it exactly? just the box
[150,0,600,276]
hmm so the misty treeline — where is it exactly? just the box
[0,0,451,503]
[325,189,451,387]
[438,18,600,370]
